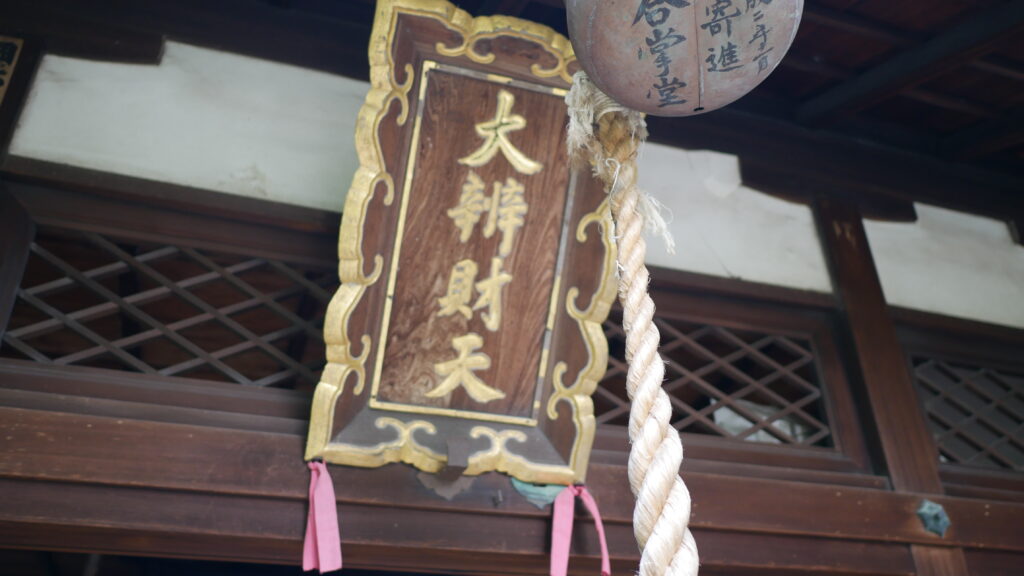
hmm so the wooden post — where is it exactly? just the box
[0,185,34,340]
[815,196,968,575]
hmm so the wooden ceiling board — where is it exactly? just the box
[812,0,862,11]
[994,39,1024,65]
[757,65,839,100]
[788,24,898,71]
[2,0,1018,212]
[519,3,567,34]
[919,67,1024,113]
[865,94,980,136]
[848,0,1004,33]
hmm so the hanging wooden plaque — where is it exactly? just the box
[305,0,615,485]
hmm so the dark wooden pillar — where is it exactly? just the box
[0,185,34,339]
[815,197,969,576]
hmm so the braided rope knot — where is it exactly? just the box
[567,71,699,576]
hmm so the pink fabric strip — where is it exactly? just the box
[550,485,611,576]
[303,461,342,573]
[550,486,576,576]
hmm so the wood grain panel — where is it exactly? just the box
[5,180,336,268]
[378,70,568,418]
[0,476,917,575]
[2,157,341,236]
[965,549,1024,576]
[1,401,1021,552]
[0,359,310,420]
[912,546,970,576]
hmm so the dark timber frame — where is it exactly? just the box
[1,173,1022,575]
[0,2,1022,574]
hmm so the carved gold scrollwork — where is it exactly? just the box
[321,418,446,472]
[465,426,574,484]
[426,10,575,85]
[304,5,414,461]
[546,198,618,476]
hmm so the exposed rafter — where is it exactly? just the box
[971,54,1024,82]
[3,0,1020,220]
[477,0,530,16]
[939,109,1024,160]
[780,56,998,119]
[2,3,164,63]
[797,1,1024,124]
[802,4,921,47]
[801,4,1024,83]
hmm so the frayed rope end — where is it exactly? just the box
[566,72,674,254]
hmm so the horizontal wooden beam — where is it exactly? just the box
[939,108,1024,160]
[0,396,919,574]
[4,0,1020,222]
[2,157,341,237]
[1,168,339,269]
[646,266,837,310]
[646,107,1024,224]
[971,54,1024,82]
[0,498,918,576]
[477,0,531,17]
[1,378,1022,554]
[801,4,922,47]
[5,0,372,79]
[798,1,1024,123]
[801,4,1024,83]
[1,4,164,64]
[781,55,999,119]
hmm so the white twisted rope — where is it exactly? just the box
[566,72,699,576]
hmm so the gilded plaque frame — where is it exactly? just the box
[305,0,615,485]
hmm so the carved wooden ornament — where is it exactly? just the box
[567,0,804,116]
[305,0,615,485]
[0,36,24,109]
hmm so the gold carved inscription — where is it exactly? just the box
[488,178,528,257]
[458,89,543,175]
[430,89,543,405]
[438,259,479,319]
[436,256,511,331]
[447,172,528,256]
[473,257,512,331]
[429,333,505,402]
[448,172,488,242]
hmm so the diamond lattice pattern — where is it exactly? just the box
[596,311,833,447]
[913,357,1024,471]
[1,229,336,392]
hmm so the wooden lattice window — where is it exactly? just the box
[913,357,1024,471]
[597,309,833,447]
[0,228,336,392]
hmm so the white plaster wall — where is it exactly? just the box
[638,143,833,293]
[865,205,1024,329]
[13,45,1023,331]
[11,44,833,293]
[11,42,365,212]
